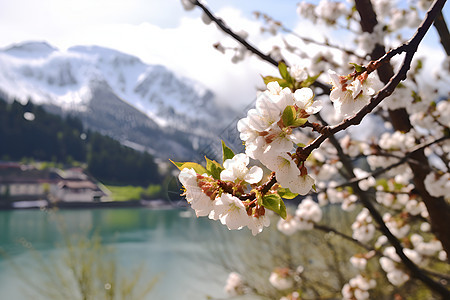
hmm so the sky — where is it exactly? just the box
[0,0,448,109]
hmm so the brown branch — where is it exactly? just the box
[433,10,450,56]
[354,0,450,268]
[192,0,279,66]
[313,223,374,251]
[191,0,331,93]
[332,135,450,190]
[298,0,447,164]
[280,27,369,61]
[239,172,277,201]
[352,1,450,297]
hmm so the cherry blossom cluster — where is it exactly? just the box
[341,274,376,300]
[277,197,323,234]
[328,69,383,117]
[224,272,246,296]
[177,153,271,236]
[297,0,349,25]
[178,0,450,298]
[238,80,322,195]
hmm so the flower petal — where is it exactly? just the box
[244,166,263,184]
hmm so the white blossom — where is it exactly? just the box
[289,64,308,82]
[328,70,382,117]
[354,168,376,191]
[297,2,317,22]
[179,168,216,217]
[180,0,195,11]
[383,213,410,239]
[350,256,367,270]
[342,275,376,300]
[224,272,245,296]
[295,197,322,230]
[277,217,299,235]
[424,172,450,199]
[220,153,263,184]
[247,214,271,236]
[265,153,315,195]
[315,0,348,24]
[293,88,323,115]
[269,269,294,290]
[211,193,249,230]
[352,208,375,243]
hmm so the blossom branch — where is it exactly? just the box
[283,28,369,60]
[190,0,331,92]
[191,0,279,66]
[313,224,373,252]
[433,11,450,55]
[333,135,450,190]
[297,0,447,162]
[239,172,277,201]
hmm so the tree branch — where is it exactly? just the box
[433,10,450,56]
[191,0,331,92]
[332,135,450,190]
[192,0,279,66]
[298,0,447,166]
[313,223,373,251]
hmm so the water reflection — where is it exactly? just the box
[0,208,246,300]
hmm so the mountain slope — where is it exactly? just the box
[0,41,235,160]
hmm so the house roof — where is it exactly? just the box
[58,180,99,190]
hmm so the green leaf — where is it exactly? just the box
[277,187,298,200]
[290,117,307,128]
[170,160,207,175]
[300,73,321,87]
[349,63,366,73]
[414,59,423,73]
[282,105,296,127]
[278,62,290,81]
[262,194,287,219]
[205,157,223,180]
[170,159,185,169]
[221,140,235,163]
[262,75,288,87]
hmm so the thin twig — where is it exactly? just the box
[191,0,331,92]
[332,135,450,190]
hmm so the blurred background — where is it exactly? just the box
[0,0,448,299]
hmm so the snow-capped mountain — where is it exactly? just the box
[0,41,237,160]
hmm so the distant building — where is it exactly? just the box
[0,162,56,202]
[52,180,106,202]
[0,162,110,203]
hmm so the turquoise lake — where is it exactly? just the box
[0,207,254,300]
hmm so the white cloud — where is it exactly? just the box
[0,1,282,110]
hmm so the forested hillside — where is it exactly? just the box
[0,98,161,186]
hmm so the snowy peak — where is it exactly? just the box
[2,41,57,58]
[0,41,236,160]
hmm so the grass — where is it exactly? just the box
[106,185,162,201]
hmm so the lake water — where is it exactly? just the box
[0,207,253,300]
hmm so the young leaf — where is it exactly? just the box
[277,187,298,199]
[169,159,185,169]
[349,63,366,73]
[300,73,321,87]
[262,75,287,87]
[221,140,235,162]
[282,105,296,127]
[170,160,207,175]
[205,157,223,180]
[291,117,308,128]
[262,194,287,219]
[278,62,291,82]
[279,199,287,219]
